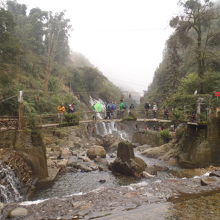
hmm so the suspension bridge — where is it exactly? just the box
[0,90,205,132]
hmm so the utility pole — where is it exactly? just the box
[18,91,24,130]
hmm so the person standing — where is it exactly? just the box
[106,102,112,119]
[68,103,76,113]
[119,99,126,118]
[57,103,66,123]
[152,103,158,119]
[111,102,117,118]
[164,108,169,120]
[144,102,150,118]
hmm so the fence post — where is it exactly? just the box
[18,91,24,130]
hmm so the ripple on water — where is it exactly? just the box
[32,171,140,201]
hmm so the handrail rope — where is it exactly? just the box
[0,95,17,103]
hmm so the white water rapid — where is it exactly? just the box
[0,164,22,203]
[89,97,128,139]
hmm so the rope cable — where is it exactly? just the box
[0,95,17,104]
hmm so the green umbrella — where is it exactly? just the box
[93,102,103,113]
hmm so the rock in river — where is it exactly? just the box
[8,207,28,218]
[109,141,147,177]
[87,145,106,160]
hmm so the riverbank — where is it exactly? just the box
[1,120,220,219]
[2,169,220,219]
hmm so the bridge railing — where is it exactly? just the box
[0,116,18,131]
[0,109,201,131]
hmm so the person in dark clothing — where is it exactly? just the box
[164,108,169,120]
[130,103,135,109]
[144,102,150,118]
[106,102,112,119]
[152,104,158,119]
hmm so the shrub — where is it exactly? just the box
[171,109,186,121]
[160,129,172,143]
[64,113,79,125]
[122,114,137,121]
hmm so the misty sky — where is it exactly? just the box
[18,0,182,94]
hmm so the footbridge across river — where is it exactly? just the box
[0,116,173,131]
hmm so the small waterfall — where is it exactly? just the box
[89,97,129,139]
[0,164,23,203]
[95,122,108,136]
[95,121,129,140]
[95,121,117,137]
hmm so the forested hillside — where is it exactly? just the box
[143,0,220,113]
[0,0,122,116]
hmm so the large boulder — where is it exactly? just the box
[101,135,118,150]
[87,145,106,160]
[109,141,147,177]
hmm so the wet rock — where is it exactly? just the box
[168,157,178,166]
[94,158,109,171]
[78,163,93,172]
[110,141,147,177]
[109,141,120,153]
[68,160,98,172]
[142,143,173,159]
[209,171,220,177]
[8,207,28,218]
[136,144,151,152]
[146,165,169,175]
[200,177,216,186]
[48,148,62,160]
[142,171,155,178]
[99,179,106,183]
[47,158,56,167]
[57,159,68,168]
[117,141,135,162]
[78,155,93,163]
[61,148,72,159]
[72,162,92,172]
[67,156,78,166]
[102,135,120,153]
[0,202,5,210]
[73,142,82,149]
[87,145,106,159]
[65,167,78,173]
[109,153,116,158]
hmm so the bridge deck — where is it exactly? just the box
[0,117,172,130]
[39,118,172,128]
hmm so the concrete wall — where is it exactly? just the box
[0,129,48,179]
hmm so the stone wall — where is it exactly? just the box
[177,124,210,168]
[132,130,164,147]
[174,115,220,168]
[0,129,48,179]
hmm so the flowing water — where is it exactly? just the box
[0,163,23,203]
[32,120,220,220]
[3,114,220,219]
[32,171,140,201]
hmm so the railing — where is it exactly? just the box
[0,108,203,131]
[0,117,18,131]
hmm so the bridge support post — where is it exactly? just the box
[18,91,24,130]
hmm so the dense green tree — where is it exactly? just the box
[0,7,19,62]
[170,0,219,93]
[44,11,71,92]
[0,1,122,116]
